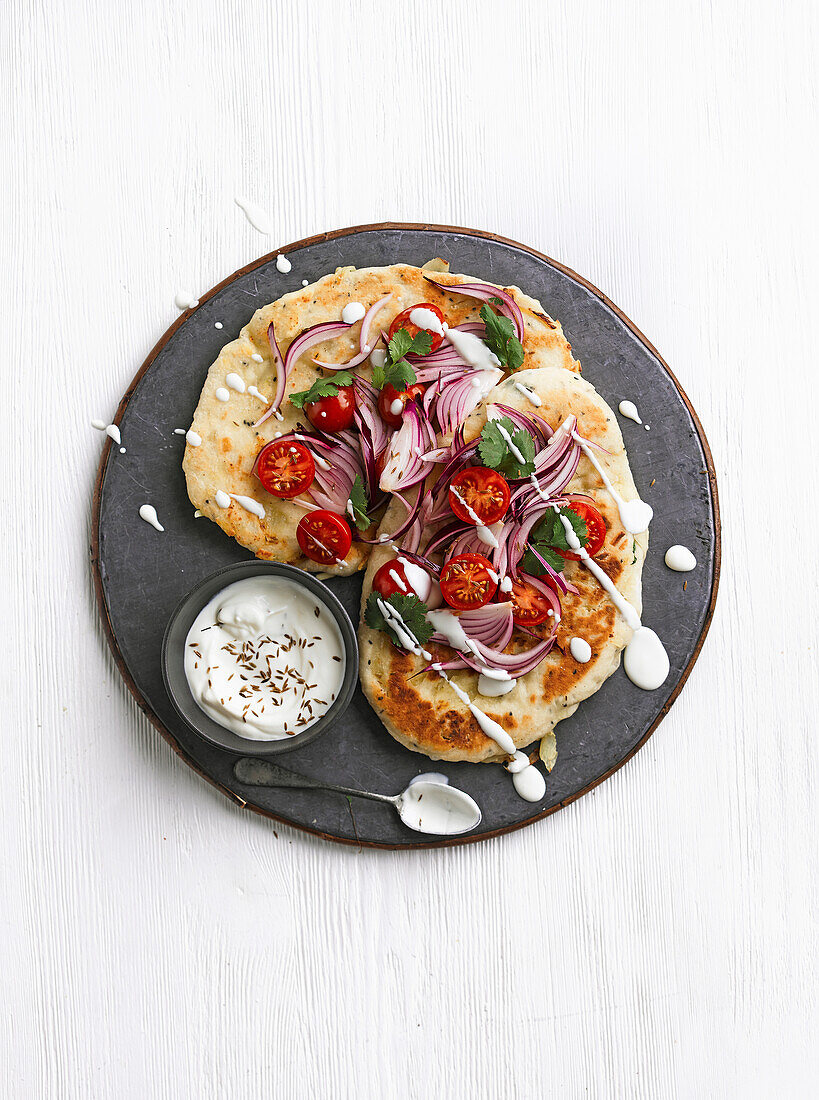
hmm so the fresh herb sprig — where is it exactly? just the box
[477,416,536,479]
[480,299,524,372]
[347,475,372,532]
[290,370,354,409]
[372,328,432,391]
[364,592,433,649]
[522,507,589,575]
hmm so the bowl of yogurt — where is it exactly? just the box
[162,561,358,755]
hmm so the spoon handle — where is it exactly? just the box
[233,758,396,806]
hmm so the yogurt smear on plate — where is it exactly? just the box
[184,577,345,740]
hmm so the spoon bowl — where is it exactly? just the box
[233,759,482,837]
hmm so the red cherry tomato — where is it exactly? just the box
[304,384,355,433]
[372,559,411,599]
[387,303,445,352]
[449,467,511,527]
[439,553,498,611]
[255,439,315,499]
[509,577,555,627]
[377,382,426,428]
[296,510,352,565]
[553,498,607,561]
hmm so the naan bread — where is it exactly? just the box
[358,366,648,763]
[183,264,578,574]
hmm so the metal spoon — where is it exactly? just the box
[233,758,482,836]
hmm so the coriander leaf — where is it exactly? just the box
[477,416,536,478]
[364,592,433,650]
[373,356,416,392]
[480,303,525,372]
[523,506,590,575]
[522,544,566,576]
[290,370,354,408]
[372,327,432,390]
[347,475,371,532]
[388,328,432,363]
[531,506,588,552]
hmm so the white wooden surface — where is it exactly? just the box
[3,1,817,1096]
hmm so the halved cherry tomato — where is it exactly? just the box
[509,577,555,627]
[449,467,511,527]
[372,559,411,599]
[256,439,315,499]
[387,303,445,352]
[553,498,607,561]
[377,381,426,428]
[439,553,498,611]
[304,384,355,433]
[296,510,352,565]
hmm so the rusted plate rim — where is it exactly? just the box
[91,222,721,850]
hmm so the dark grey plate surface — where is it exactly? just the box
[92,223,720,848]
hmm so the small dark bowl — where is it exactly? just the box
[161,560,358,756]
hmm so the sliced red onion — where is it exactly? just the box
[490,402,552,449]
[313,293,392,369]
[255,320,353,427]
[456,602,515,649]
[433,368,503,436]
[254,322,287,426]
[378,401,436,494]
[459,633,557,676]
[424,278,525,342]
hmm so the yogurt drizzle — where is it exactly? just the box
[665,545,696,572]
[139,505,164,531]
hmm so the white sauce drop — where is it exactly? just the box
[341,301,366,324]
[396,557,432,602]
[623,627,670,690]
[444,328,501,371]
[247,385,269,403]
[139,505,164,532]
[665,544,696,572]
[572,431,653,534]
[184,576,345,740]
[251,352,264,363]
[618,400,642,424]
[174,428,186,435]
[185,430,201,447]
[225,373,246,393]
[506,751,546,802]
[215,387,230,403]
[105,424,121,445]
[389,398,404,416]
[230,493,265,519]
[499,576,513,594]
[302,279,309,287]
[215,490,231,508]
[478,673,516,697]
[91,419,106,430]
[409,307,445,334]
[369,349,387,369]
[513,381,542,406]
[174,290,199,310]
[234,195,273,234]
[275,254,291,273]
[214,322,223,330]
[569,637,592,663]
